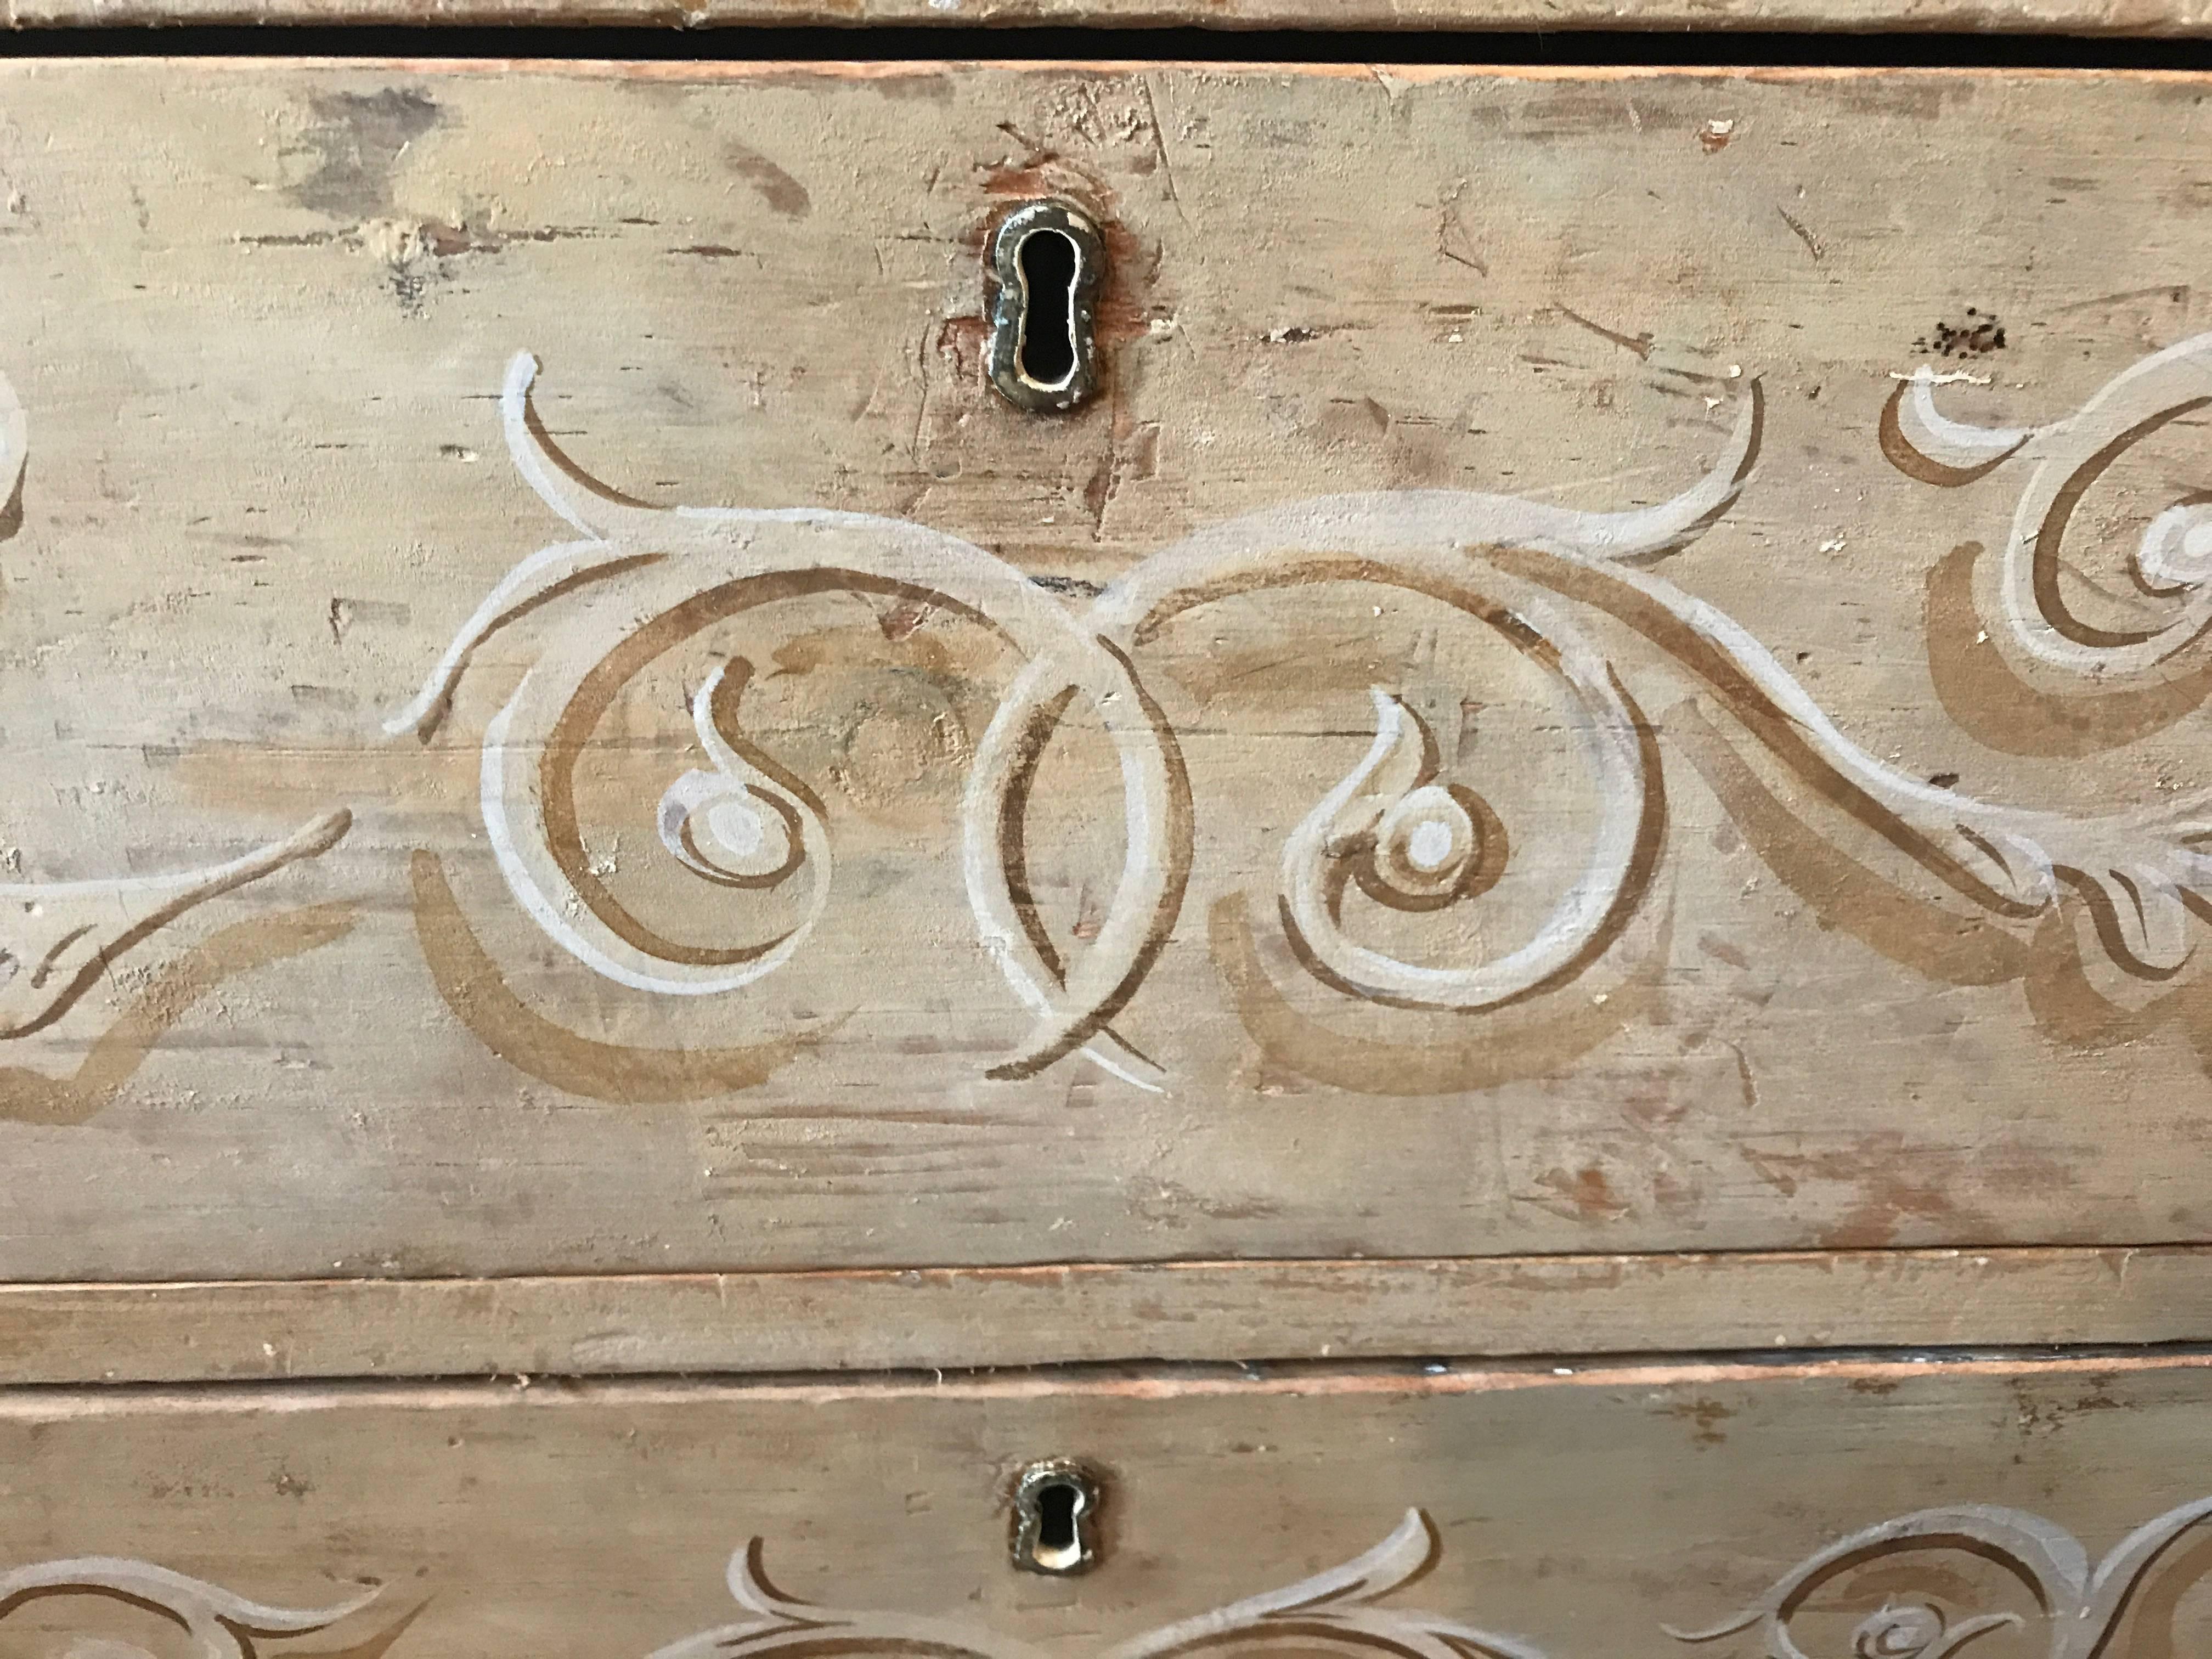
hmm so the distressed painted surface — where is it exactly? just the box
[10,0,2212,32]
[1,1357,2210,1658]
[4,64,2212,1282]
[7,1247,2212,1384]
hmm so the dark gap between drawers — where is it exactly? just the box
[0,26,2209,67]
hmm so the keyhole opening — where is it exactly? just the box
[987,202,1103,413]
[1012,1460,1101,1576]
[1034,1480,1082,1564]
[1016,229,1080,390]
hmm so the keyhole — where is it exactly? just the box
[1034,1480,1082,1562]
[986,201,1105,413]
[1016,229,1080,390]
[1011,1459,1102,1575]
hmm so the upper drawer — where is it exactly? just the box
[3,62,2211,1284]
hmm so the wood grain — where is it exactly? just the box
[4,61,2212,1294]
[3,1246,2212,1383]
[7,0,2212,34]
[3,1355,2210,1658]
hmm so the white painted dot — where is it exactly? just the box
[2185,520,2212,566]
[1407,819,1455,872]
[706,797,765,858]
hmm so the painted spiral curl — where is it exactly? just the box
[1671,1497,2212,1659]
[391,341,2212,1092]
[1884,331,2212,678]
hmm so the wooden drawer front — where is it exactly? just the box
[2,1356,2209,1657]
[4,61,2212,1289]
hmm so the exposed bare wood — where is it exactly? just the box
[3,1246,2211,1384]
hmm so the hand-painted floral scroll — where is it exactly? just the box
[0,364,354,1123]
[391,335,2212,1094]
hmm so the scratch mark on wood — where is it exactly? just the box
[1553,302,1655,360]
[1776,206,1824,263]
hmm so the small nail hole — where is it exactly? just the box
[1015,229,1080,390]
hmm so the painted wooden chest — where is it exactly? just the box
[1,51,2209,1659]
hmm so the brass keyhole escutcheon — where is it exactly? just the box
[1011,1459,1103,1575]
[987,202,1105,413]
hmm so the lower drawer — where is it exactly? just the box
[3,1355,2208,1659]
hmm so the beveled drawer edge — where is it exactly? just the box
[4,1244,2205,1385]
[8,1,2212,37]
[5,60,2212,86]
[7,1343,2212,1410]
